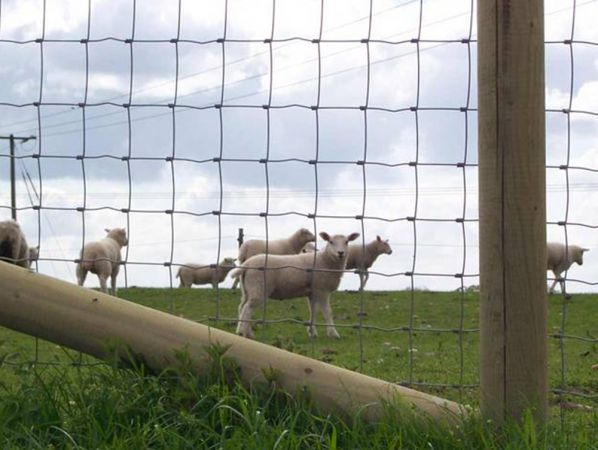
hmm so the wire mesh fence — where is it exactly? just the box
[0,0,596,409]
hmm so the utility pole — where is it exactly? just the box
[0,134,36,221]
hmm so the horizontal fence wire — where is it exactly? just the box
[0,0,596,408]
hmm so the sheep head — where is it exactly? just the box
[105,228,128,247]
[27,246,39,268]
[576,247,590,265]
[320,231,360,261]
[301,242,317,253]
[376,235,393,255]
[221,257,237,267]
[296,228,316,245]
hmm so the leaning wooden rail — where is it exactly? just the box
[0,262,465,423]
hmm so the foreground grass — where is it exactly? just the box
[0,288,596,447]
[0,356,596,449]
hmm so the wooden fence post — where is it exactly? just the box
[478,0,547,424]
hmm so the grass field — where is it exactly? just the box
[0,287,596,448]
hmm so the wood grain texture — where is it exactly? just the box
[478,0,547,424]
[0,261,464,423]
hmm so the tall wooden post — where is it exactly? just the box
[478,0,547,424]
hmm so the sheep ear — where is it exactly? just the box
[348,232,360,242]
[376,235,381,241]
[582,248,590,253]
[104,228,111,233]
[319,232,331,242]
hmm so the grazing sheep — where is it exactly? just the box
[547,242,589,295]
[76,228,128,295]
[346,235,393,289]
[231,227,316,288]
[301,242,317,253]
[176,257,237,288]
[235,231,359,339]
[0,219,35,268]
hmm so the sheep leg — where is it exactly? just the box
[110,274,117,296]
[362,271,369,289]
[236,283,259,338]
[548,271,559,294]
[358,271,365,290]
[236,299,256,339]
[76,265,87,287]
[306,296,319,338]
[98,274,108,293]
[231,277,240,289]
[319,295,340,339]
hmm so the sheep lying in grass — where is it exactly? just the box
[231,227,316,289]
[176,257,236,288]
[76,228,128,295]
[547,242,589,295]
[235,231,359,339]
[346,235,393,290]
[0,219,36,268]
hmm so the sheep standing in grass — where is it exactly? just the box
[547,242,589,295]
[346,235,393,290]
[231,227,316,289]
[177,257,236,288]
[235,231,359,339]
[0,219,36,268]
[76,228,128,295]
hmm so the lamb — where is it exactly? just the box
[345,235,393,289]
[176,257,236,288]
[547,242,589,295]
[235,231,359,339]
[231,227,316,288]
[0,219,36,268]
[76,228,128,295]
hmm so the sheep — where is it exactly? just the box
[547,242,589,295]
[76,228,128,295]
[301,242,317,253]
[235,231,359,339]
[346,235,393,290]
[0,219,35,268]
[176,257,237,288]
[231,227,316,289]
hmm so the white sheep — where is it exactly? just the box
[231,227,316,288]
[176,257,236,288]
[346,235,393,289]
[0,219,36,268]
[547,242,589,295]
[235,231,359,339]
[76,228,128,295]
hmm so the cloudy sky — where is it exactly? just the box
[0,0,597,292]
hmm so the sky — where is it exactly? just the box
[0,0,597,293]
